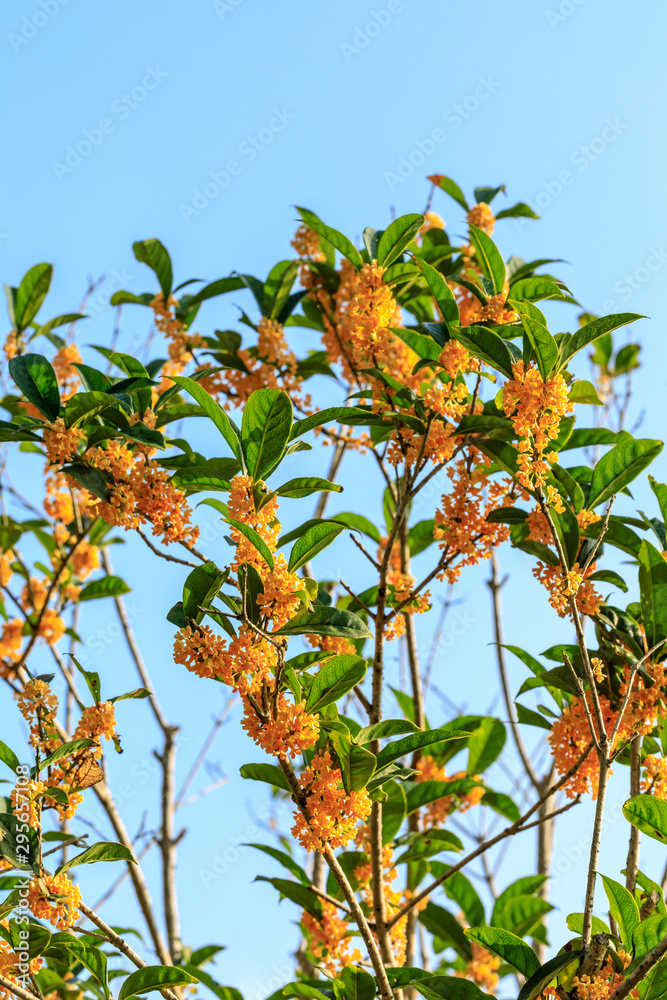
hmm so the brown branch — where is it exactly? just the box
[156,728,182,961]
[608,929,667,1000]
[78,901,178,1000]
[386,746,592,928]
[0,976,41,1000]
[137,529,199,568]
[626,734,642,894]
[487,552,540,790]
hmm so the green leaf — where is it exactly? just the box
[441,871,485,928]
[633,914,667,958]
[242,388,293,481]
[263,260,298,319]
[638,540,667,649]
[133,239,173,300]
[239,763,290,791]
[289,406,373,440]
[453,326,516,379]
[466,927,539,980]
[246,843,309,885]
[255,876,323,920]
[182,563,227,624]
[517,952,585,1000]
[118,965,197,1000]
[169,376,242,462]
[413,257,459,326]
[468,226,505,294]
[329,511,380,543]
[495,202,539,221]
[53,936,108,996]
[15,264,53,330]
[0,742,20,774]
[467,718,506,775]
[431,175,469,210]
[79,576,131,602]
[377,214,424,267]
[288,522,344,573]
[601,874,640,949]
[420,904,472,961]
[566,912,611,936]
[37,738,96,772]
[296,208,363,270]
[275,478,343,499]
[354,719,419,744]
[624,795,667,845]
[340,966,376,1000]
[184,276,246,308]
[180,967,241,1000]
[305,654,367,713]
[559,313,644,367]
[9,354,60,421]
[587,438,663,509]
[513,301,558,379]
[226,518,274,570]
[569,379,604,405]
[396,829,464,863]
[376,728,469,768]
[330,731,376,792]
[57,841,136,875]
[275,606,371,639]
[482,789,521,822]
[413,979,491,1000]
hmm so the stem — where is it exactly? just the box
[157,726,182,961]
[608,929,667,1000]
[625,734,642,894]
[581,753,611,949]
[0,977,41,1000]
[387,748,591,928]
[78,901,178,1000]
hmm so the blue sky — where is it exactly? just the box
[3,0,667,996]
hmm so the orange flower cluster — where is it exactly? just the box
[434,452,514,584]
[73,701,118,748]
[415,756,484,827]
[17,679,59,751]
[0,618,25,670]
[79,439,199,547]
[527,507,601,545]
[0,938,43,1000]
[503,362,572,492]
[571,957,638,1000]
[43,418,85,465]
[457,942,500,992]
[301,901,362,976]
[151,292,204,377]
[642,753,667,798]
[52,343,83,399]
[419,211,445,235]
[467,202,496,235]
[3,330,23,360]
[292,749,371,852]
[11,778,46,829]
[196,320,311,412]
[241,693,319,759]
[27,872,81,929]
[533,561,601,619]
[306,633,356,657]
[324,261,412,387]
[376,535,430,642]
[354,834,408,964]
[550,662,667,798]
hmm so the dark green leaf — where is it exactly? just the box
[377,214,424,267]
[587,439,663,509]
[9,354,60,421]
[305,654,367,713]
[275,607,371,639]
[288,522,344,573]
[133,239,173,300]
[79,576,131,602]
[242,388,293,481]
[57,841,136,875]
[118,965,197,1000]
[239,763,290,792]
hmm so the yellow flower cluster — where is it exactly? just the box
[292,750,371,852]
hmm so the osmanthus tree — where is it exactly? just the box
[1,175,667,1000]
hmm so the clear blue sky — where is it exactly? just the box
[3,1,667,996]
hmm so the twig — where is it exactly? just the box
[0,976,41,1000]
[608,929,667,1000]
[137,529,199,568]
[77,901,178,1000]
[386,746,592,928]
